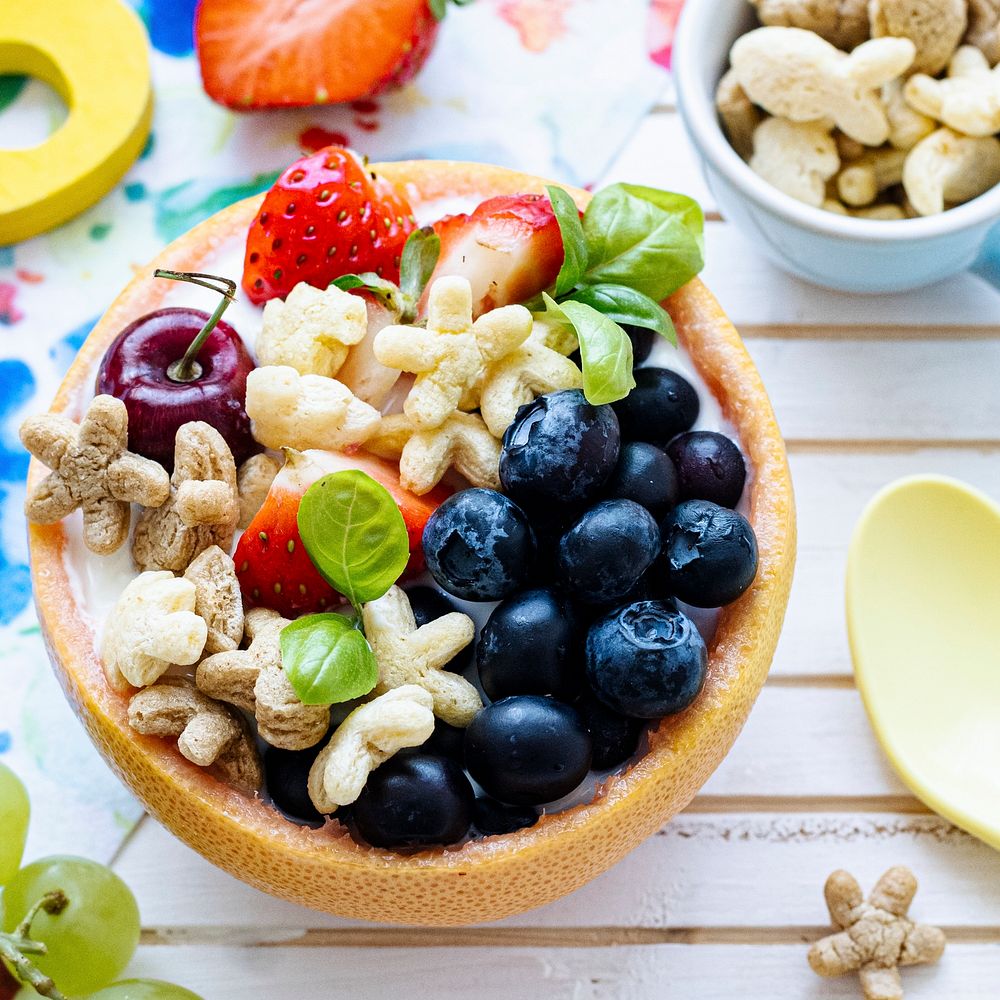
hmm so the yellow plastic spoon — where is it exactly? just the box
[847,475,1000,850]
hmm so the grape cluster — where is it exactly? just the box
[0,762,201,1000]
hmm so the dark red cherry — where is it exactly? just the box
[95,271,256,469]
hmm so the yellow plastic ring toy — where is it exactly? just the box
[0,0,152,245]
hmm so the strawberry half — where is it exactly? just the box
[242,146,417,305]
[195,0,441,110]
[235,449,451,618]
[427,194,566,317]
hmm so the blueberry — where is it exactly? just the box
[500,389,620,507]
[575,689,645,770]
[606,441,679,518]
[423,718,466,759]
[661,499,758,607]
[465,696,593,805]
[611,368,699,446]
[478,588,581,701]
[586,601,707,718]
[422,488,535,601]
[405,585,474,673]
[667,431,747,508]
[264,746,325,826]
[471,797,539,836]
[353,753,474,848]
[622,324,656,366]
[557,499,661,605]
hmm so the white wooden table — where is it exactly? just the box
[101,97,1000,997]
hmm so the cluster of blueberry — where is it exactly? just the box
[264,356,759,850]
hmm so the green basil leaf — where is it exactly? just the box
[581,183,704,301]
[297,470,410,608]
[546,185,587,297]
[331,272,403,312]
[428,0,447,19]
[568,283,677,346]
[557,299,635,405]
[280,613,378,705]
[399,226,441,305]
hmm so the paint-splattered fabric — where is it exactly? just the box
[0,0,669,862]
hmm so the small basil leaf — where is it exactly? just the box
[558,299,635,405]
[280,613,378,705]
[428,0,447,18]
[582,183,704,301]
[297,470,410,608]
[399,226,441,305]
[546,185,587,297]
[332,272,403,312]
[568,283,677,346]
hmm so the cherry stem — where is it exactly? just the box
[0,890,69,1000]
[154,269,237,384]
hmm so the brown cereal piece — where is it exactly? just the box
[479,330,583,437]
[716,68,764,160]
[101,571,208,690]
[307,685,435,811]
[966,0,1000,65]
[237,453,280,529]
[750,117,841,207]
[869,0,966,75]
[196,607,330,750]
[245,365,382,452]
[128,677,262,794]
[808,867,946,1000]
[367,411,501,495]
[750,0,870,50]
[372,275,533,430]
[183,545,244,654]
[20,394,170,555]
[133,422,240,573]
[731,27,916,145]
[905,45,1000,136]
[362,585,481,726]
[902,126,1000,215]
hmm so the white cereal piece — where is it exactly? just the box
[362,585,481,726]
[902,126,1000,214]
[245,365,381,452]
[750,118,841,207]
[257,282,367,378]
[731,27,916,145]
[307,685,435,812]
[101,571,208,690]
[905,45,1000,137]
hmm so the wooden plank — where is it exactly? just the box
[115,943,1000,998]
[115,810,1000,931]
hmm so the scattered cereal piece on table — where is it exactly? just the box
[808,866,946,1000]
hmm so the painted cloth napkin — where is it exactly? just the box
[0,0,679,863]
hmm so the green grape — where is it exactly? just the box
[0,761,30,885]
[1,856,140,996]
[87,980,204,1000]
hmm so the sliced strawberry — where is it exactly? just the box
[242,146,417,305]
[195,0,441,110]
[427,194,566,317]
[235,448,451,618]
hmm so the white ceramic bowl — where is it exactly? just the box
[673,0,1000,293]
